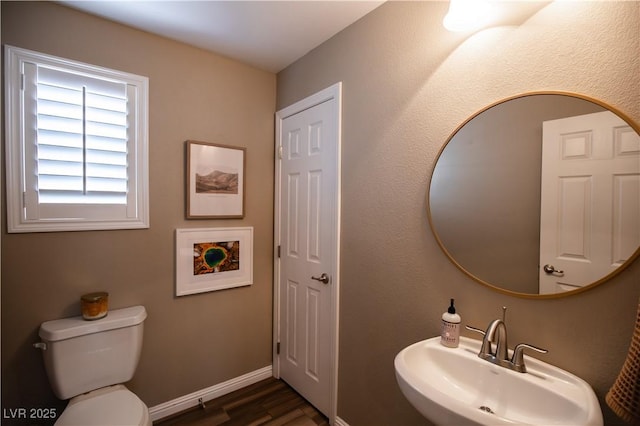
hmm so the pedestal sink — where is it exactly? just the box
[394,336,603,425]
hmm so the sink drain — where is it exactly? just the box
[479,406,495,414]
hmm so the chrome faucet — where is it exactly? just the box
[467,307,548,373]
[478,318,510,367]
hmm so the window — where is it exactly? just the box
[4,45,149,232]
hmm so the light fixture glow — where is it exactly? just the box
[443,0,492,32]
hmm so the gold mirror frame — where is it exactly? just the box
[428,91,640,299]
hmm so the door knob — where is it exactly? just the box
[543,264,564,276]
[311,273,330,284]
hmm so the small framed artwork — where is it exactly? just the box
[176,227,253,296]
[186,140,246,218]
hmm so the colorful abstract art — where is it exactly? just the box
[176,227,253,296]
[193,241,240,275]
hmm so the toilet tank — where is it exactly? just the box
[38,305,147,400]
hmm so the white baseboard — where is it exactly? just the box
[148,365,273,422]
[334,416,350,426]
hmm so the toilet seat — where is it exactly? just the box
[55,385,151,426]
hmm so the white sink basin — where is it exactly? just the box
[394,336,603,425]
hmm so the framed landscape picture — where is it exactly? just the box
[175,227,253,296]
[186,140,246,218]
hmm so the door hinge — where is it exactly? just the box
[277,245,281,258]
[278,145,283,159]
[276,342,281,355]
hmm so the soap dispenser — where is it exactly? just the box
[441,298,461,348]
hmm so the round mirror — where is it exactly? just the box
[428,92,640,298]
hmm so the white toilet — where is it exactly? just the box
[37,305,151,426]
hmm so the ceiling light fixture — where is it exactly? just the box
[443,0,492,32]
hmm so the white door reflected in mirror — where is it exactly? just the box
[539,111,640,294]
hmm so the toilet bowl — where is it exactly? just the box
[55,385,150,426]
[36,306,150,426]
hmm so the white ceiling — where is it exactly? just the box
[59,1,385,73]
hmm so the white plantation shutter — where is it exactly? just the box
[5,46,149,232]
[36,67,129,204]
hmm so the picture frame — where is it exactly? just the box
[176,227,253,296]
[186,140,246,218]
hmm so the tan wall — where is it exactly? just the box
[1,0,276,413]
[277,1,639,425]
[3,1,640,425]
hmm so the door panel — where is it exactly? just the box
[540,111,640,293]
[613,175,640,265]
[276,92,339,417]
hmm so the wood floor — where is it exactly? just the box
[154,377,329,426]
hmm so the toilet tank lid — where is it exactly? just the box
[39,305,147,342]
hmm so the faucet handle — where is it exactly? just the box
[511,343,548,372]
[465,325,486,337]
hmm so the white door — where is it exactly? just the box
[539,111,640,294]
[274,84,341,418]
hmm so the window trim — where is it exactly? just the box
[4,45,149,233]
